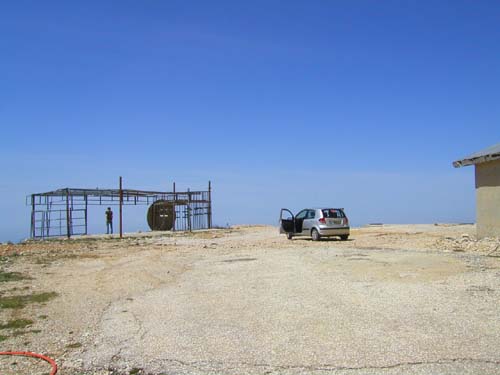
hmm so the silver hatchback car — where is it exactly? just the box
[279,207,350,241]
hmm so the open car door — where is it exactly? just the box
[279,208,295,234]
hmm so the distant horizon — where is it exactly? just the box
[2,223,480,244]
[3,213,478,244]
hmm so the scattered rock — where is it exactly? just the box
[436,235,500,253]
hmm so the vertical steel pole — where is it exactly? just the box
[208,180,212,229]
[66,188,71,238]
[187,188,192,232]
[172,182,176,232]
[31,194,35,238]
[84,194,88,235]
[119,176,123,239]
[46,198,50,238]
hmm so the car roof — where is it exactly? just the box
[307,207,345,210]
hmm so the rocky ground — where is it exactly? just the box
[0,224,499,374]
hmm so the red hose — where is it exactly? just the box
[0,351,57,375]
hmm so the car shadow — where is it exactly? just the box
[295,237,354,242]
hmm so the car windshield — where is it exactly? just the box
[322,209,345,218]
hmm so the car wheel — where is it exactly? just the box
[286,233,293,240]
[311,229,321,241]
[340,235,349,241]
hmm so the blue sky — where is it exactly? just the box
[1,1,498,241]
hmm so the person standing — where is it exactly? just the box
[105,207,113,234]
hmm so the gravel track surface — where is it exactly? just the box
[0,224,499,374]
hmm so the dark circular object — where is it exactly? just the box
[147,200,176,231]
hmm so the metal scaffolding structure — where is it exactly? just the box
[26,178,212,239]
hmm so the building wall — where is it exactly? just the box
[475,159,500,238]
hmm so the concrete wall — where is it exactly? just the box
[475,159,500,238]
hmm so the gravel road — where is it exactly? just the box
[0,225,499,374]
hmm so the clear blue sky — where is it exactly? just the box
[1,1,499,242]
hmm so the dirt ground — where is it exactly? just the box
[0,224,499,375]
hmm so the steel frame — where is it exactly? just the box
[27,179,212,239]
